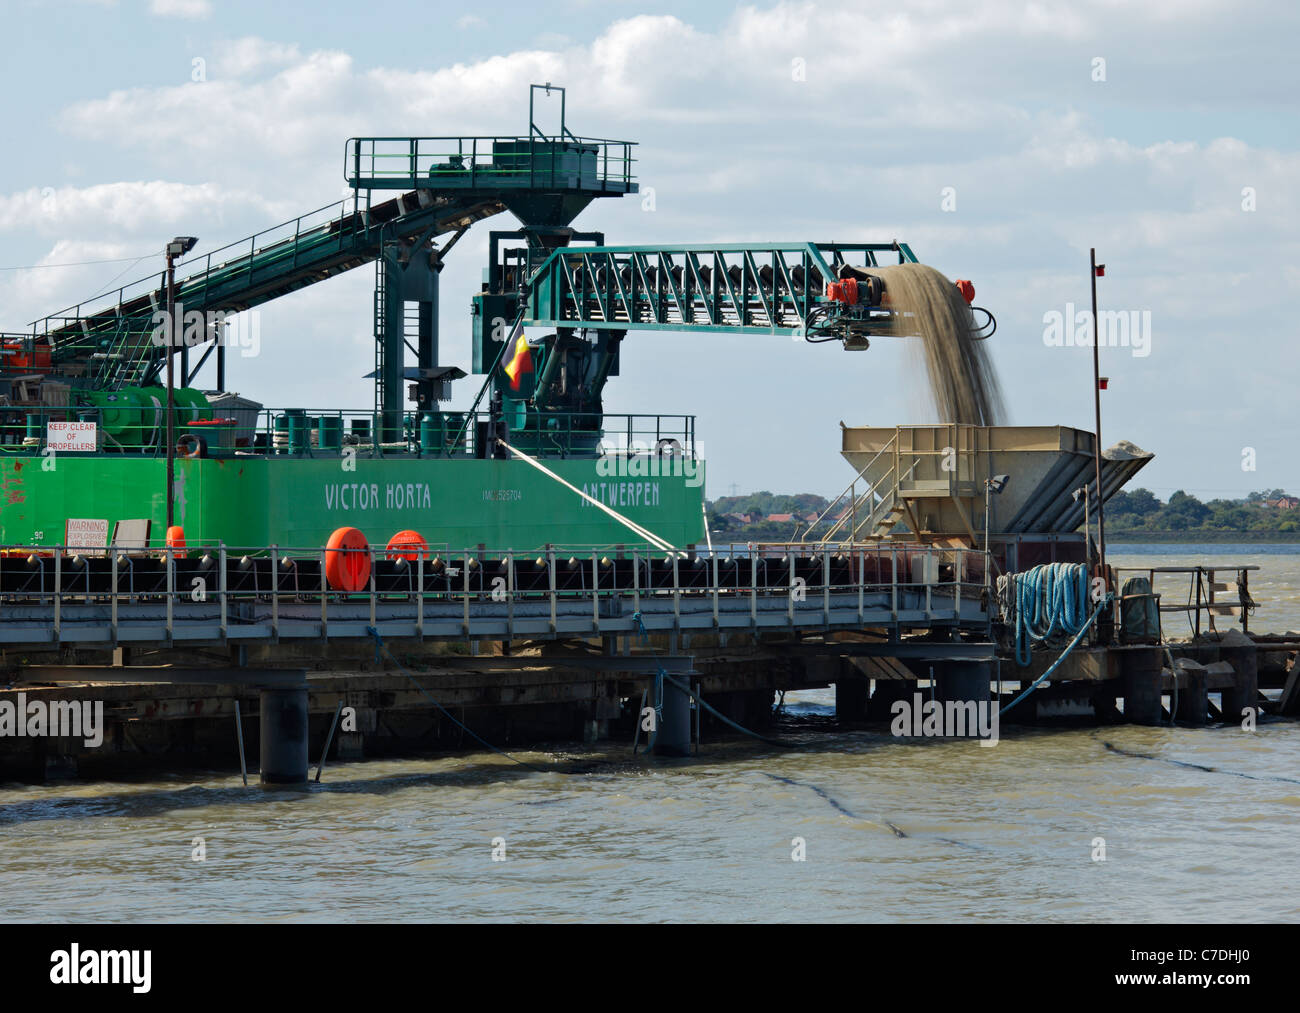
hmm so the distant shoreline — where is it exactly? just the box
[1105,531,1300,544]
[711,527,1300,545]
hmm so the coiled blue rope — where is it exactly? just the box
[1014,562,1090,665]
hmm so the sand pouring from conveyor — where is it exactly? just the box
[816,261,1005,426]
[819,263,996,350]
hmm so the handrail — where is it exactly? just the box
[34,195,365,336]
[344,134,639,190]
[5,404,699,459]
[810,454,922,547]
[1112,564,1260,636]
[796,432,898,542]
[853,457,923,541]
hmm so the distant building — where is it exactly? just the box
[1265,497,1300,509]
[766,513,795,523]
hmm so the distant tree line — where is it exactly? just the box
[706,491,833,540]
[709,492,830,519]
[1104,488,1299,533]
[704,488,1300,539]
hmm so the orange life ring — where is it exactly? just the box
[325,526,371,591]
[386,529,429,561]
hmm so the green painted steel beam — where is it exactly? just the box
[530,242,912,255]
[517,242,919,337]
[524,318,809,335]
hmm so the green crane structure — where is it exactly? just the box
[3,85,981,461]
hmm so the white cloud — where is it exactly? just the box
[0,180,290,326]
[0,181,281,233]
[213,38,303,78]
[29,0,1300,497]
[0,240,149,324]
[149,0,212,17]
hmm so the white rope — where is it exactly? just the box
[496,439,676,553]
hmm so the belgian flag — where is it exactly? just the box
[503,331,534,392]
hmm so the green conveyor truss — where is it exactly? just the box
[32,189,507,391]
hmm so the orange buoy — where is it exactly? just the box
[165,525,186,550]
[386,529,429,561]
[325,526,372,592]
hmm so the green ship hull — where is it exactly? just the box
[0,455,706,552]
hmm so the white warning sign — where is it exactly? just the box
[47,421,97,452]
[64,518,109,553]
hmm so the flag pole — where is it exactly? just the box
[1090,248,1106,583]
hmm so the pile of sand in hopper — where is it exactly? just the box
[859,262,1005,427]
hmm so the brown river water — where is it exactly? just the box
[1,544,1297,922]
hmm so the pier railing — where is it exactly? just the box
[1113,564,1259,636]
[0,542,992,648]
[344,135,638,193]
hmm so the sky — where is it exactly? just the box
[2,0,1297,502]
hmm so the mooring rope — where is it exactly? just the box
[366,627,550,774]
[761,772,907,837]
[1098,738,1300,786]
[1165,645,1179,725]
[625,613,933,840]
[630,611,798,749]
[496,439,676,552]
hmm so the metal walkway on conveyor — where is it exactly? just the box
[31,190,502,389]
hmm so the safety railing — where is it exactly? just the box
[345,135,637,192]
[3,406,697,460]
[0,541,992,645]
[798,433,912,544]
[0,333,51,377]
[1112,565,1260,637]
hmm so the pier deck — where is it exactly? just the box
[0,542,1290,782]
